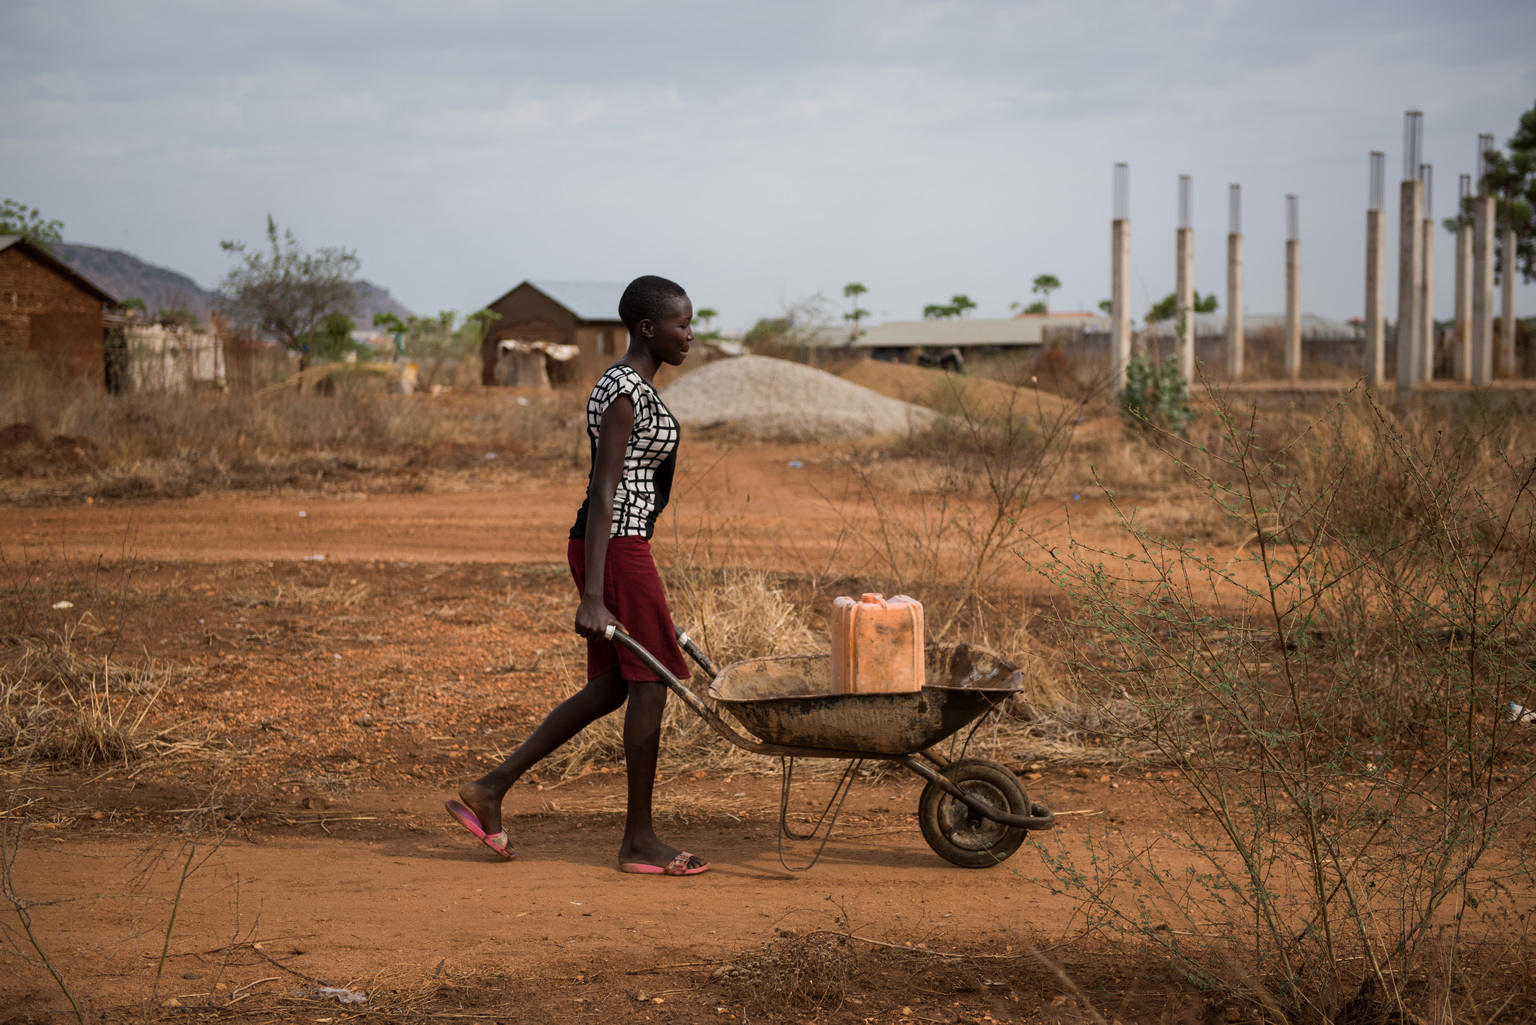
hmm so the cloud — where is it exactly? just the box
[2,0,1533,324]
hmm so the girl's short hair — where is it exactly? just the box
[618,275,688,332]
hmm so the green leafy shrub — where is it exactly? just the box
[1118,352,1193,435]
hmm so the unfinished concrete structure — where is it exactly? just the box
[1396,112,1425,396]
[1501,225,1518,376]
[1471,134,1497,387]
[1226,184,1244,379]
[1176,175,1195,380]
[1110,162,1132,395]
[1365,152,1388,387]
[1285,195,1301,379]
[1454,173,1473,381]
[1419,163,1435,383]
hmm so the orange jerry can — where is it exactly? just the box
[830,593,925,694]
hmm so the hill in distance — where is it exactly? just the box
[56,243,414,326]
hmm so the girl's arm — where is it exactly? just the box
[573,395,634,638]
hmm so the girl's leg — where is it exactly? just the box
[616,680,706,870]
[456,668,626,834]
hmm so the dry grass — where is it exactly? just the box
[713,933,856,1016]
[538,568,821,779]
[227,580,371,610]
[0,635,221,771]
[0,367,583,503]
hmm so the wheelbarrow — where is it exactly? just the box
[606,625,1055,870]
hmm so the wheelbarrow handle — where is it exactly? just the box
[605,628,887,762]
[673,625,719,678]
[605,627,780,756]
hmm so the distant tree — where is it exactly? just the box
[743,293,833,356]
[692,307,718,331]
[373,311,407,362]
[1021,300,1047,315]
[1030,273,1061,312]
[1481,99,1536,283]
[1098,299,1113,314]
[842,282,870,338]
[403,308,500,389]
[744,316,791,348]
[924,294,976,320]
[0,199,63,254]
[1147,289,1218,323]
[217,215,361,369]
[372,312,406,335]
[303,312,360,363]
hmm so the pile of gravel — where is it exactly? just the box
[661,356,938,440]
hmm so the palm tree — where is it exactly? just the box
[1031,274,1061,313]
[843,282,870,338]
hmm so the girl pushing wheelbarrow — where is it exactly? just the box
[446,275,708,876]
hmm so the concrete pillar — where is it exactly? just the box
[1454,219,1472,381]
[1176,227,1194,380]
[1500,226,1519,377]
[1110,218,1131,394]
[1365,209,1387,387]
[1226,232,1244,379]
[1396,179,1424,395]
[1470,195,1495,387]
[1419,217,1435,382]
[1285,238,1301,379]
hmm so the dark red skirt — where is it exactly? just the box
[567,537,689,683]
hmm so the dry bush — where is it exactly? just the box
[713,933,855,1016]
[836,376,1084,640]
[1034,385,1536,1023]
[0,367,582,503]
[538,568,820,779]
[665,563,822,668]
[0,636,216,770]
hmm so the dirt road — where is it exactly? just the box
[11,768,1180,1022]
[0,446,1225,1023]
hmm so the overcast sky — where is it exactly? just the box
[3,0,1534,330]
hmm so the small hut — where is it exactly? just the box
[480,281,628,385]
[0,235,118,385]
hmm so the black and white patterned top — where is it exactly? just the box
[569,364,680,540]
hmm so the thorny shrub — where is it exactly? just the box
[837,373,1084,640]
[1033,386,1536,1024]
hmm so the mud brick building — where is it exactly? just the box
[0,235,118,384]
[479,280,629,386]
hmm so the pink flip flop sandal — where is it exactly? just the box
[619,851,710,876]
[445,799,515,861]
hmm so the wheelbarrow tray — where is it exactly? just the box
[707,644,1023,756]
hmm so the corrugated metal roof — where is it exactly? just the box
[526,280,627,322]
[0,235,119,304]
[1145,312,1361,340]
[850,313,1107,349]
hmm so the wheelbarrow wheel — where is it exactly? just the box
[918,758,1029,869]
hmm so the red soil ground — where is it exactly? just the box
[0,446,1367,1023]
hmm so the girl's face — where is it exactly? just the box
[644,297,693,366]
